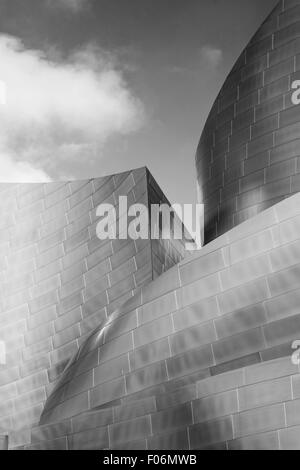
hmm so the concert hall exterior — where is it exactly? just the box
[1,0,300,450]
[196,0,300,244]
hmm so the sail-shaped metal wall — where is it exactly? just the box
[196,0,300,244]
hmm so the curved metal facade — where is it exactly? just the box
[3,0,300,451]
[196,0,300,244]
[0,168,185,445]
[31,191,300,450]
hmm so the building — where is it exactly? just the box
[1,0,300,450]
[196,0,300,244]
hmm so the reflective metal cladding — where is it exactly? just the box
[3,0,300,451]
[196,0,300,244]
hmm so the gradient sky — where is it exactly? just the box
[0,0,278,207]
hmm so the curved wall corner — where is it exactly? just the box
[0,167,186,440]
[196,0,300,244]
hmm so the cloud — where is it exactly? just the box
[0,35,144,182]
[47,0,90,13]
[0,153,51,183]
[200,45,223,68]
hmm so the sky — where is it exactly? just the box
[0,0,278,207]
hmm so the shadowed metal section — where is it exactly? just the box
[196,0,300,244]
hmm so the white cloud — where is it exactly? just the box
[0,35,144,182]
[0,153,51,183]
[200,45,223,68]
